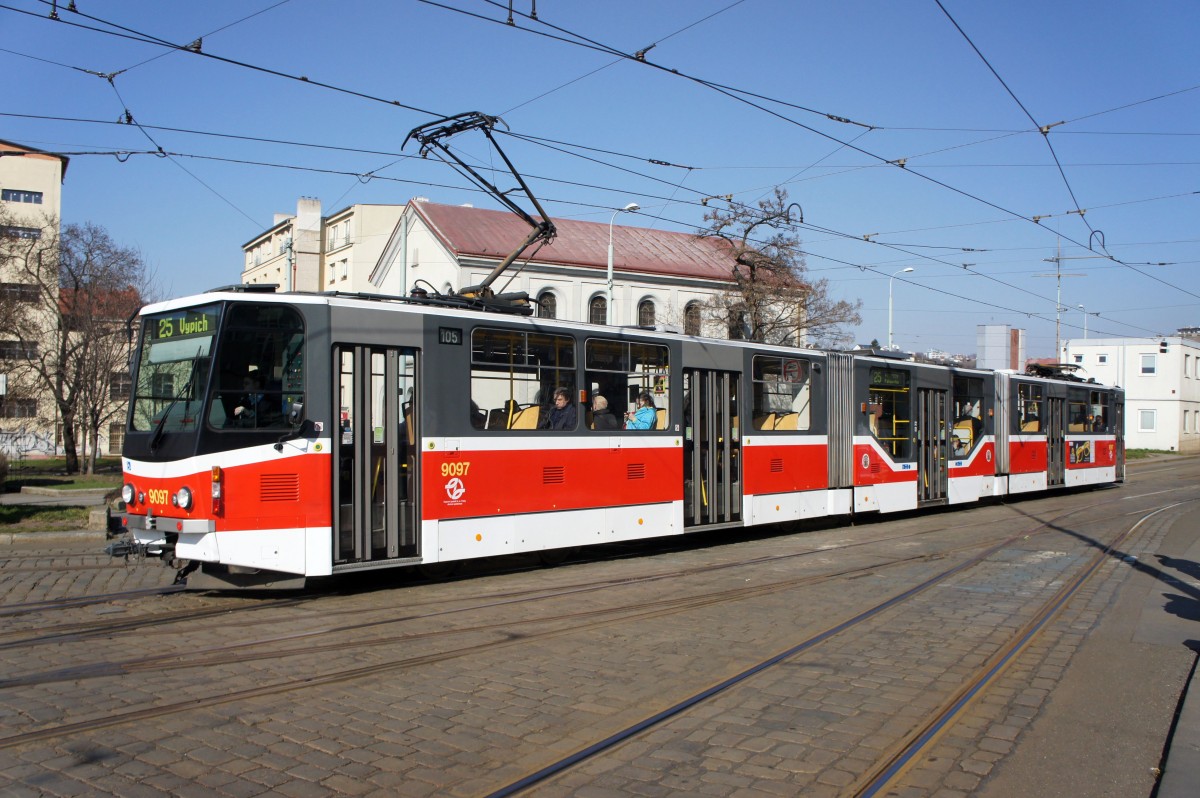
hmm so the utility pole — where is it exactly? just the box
[1036,239,1098,360]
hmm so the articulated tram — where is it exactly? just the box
[115,285,1124,589]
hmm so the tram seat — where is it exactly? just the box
[1021,420,1040,432]
[509,405,540,429]
[1068,422,1086,432]
[953,420,974,452]
[754,413,776,430]
[656,409,666,430]
[774,413,798,431]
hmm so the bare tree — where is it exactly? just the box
[698,188,861,347]
[0,213,148,473]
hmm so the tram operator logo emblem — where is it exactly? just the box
[445,477,466,503]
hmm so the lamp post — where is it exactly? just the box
[1077,304,1088,339]
[607,202,640,325]
[888,267,915,349]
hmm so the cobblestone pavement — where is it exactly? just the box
[0,457,1196,797]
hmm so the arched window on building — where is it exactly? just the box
[728,305,749,340]
[684,302,702,336]
[589,296,608,325]
[537,291,557,319]
[638,299,656,328]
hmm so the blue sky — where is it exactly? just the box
[4,0,1197,357]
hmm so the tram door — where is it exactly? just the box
[916,388,949,505]
[683,369,741,527]
[333,346,419,564]
[1114,396,1125,481]
[1047,396,1065,487]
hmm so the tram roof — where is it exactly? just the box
[411,201,737,282]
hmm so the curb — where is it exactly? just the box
[0,529,109,544]
[18,486,114,497]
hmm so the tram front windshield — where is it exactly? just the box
[127,302,305,458]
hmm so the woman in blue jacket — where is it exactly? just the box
[624,391,657,430]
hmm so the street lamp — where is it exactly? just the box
[1077,304,1088,339]
[607,202,640,325]
[888,267,915,349]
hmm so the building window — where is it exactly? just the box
[1185,410,1190,433]
[589,296,607,325]
[638,299,656,327]
[108,422,125,455]
[537,291,557,319]
[1186,355,1191,377]
[0,340,38,360]
[1138,409,1156,432]
[0,283,39,302]
[339,260,348,280]
[0,225,41,239]
[1098,354,1108,364]
[110,371,132,401]
[2,189,43,204]
[1073,354,1083,364]
[1140,354,1156,375]
[684,303,701,336]
[0,398,36,418]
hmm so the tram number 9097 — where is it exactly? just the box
[147,488,170,505]
[440,461,471,477]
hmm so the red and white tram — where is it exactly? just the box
[116,285,1124,589]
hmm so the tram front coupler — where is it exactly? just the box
[104,536,176,562]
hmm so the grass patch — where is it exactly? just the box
[4,473,121,494]
[0,505,92,532]
[9,457,122,474]
[1125,449,1178,460]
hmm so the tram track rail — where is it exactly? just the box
[0,533,1013,750]
[0,495,1131,753]
[481,500,1185,796]
[849,501,1187,797]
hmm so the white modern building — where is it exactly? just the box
[1063,336,1200,453]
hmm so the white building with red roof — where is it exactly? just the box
[368,199,737,334]
[243,198,740,335]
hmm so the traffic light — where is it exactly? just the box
[1160,340,1169,353]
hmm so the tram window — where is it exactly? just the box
[584,339,669,430]
[751,356,811,431]
[951,376,984,455]
[1067,388,1091,432]
[1016,384,1044,433]
[210,304,305,432]
[1090,390,1109,433]
[131,304,221,432]
[470,329,576,431]
[867,367,911,458]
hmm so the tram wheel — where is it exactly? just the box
[537,546,579,566]
[418,561,460,580]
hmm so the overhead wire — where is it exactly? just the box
[4,1,1193,328]
[431,0,1200,305]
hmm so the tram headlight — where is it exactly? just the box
[173,486,193,511]
[121,483,136,506]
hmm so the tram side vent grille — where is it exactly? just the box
[770,458,784,473]
[543,466,565,484]
[627,463,646,480]
[261,473,300,501]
